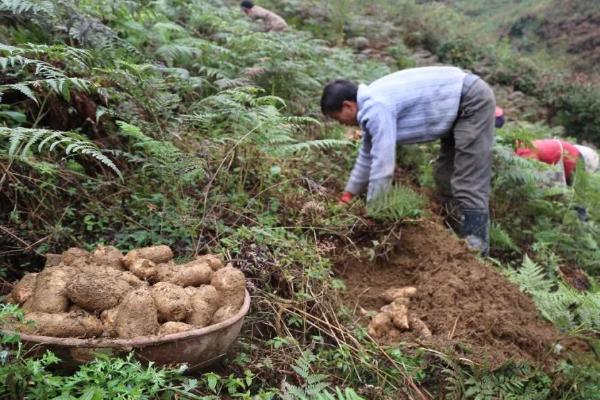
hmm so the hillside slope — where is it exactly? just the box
[1,0,600,399]
[437,0,600,76]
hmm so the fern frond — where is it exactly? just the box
[490,223,520,252]
[0,127,121,177]
[116,121,204,181]
[367,185,427,222]
[535,290,577,330]
[306,381,331,395]
[508,256,600,332]
[0,0,53,16]
[0,44,94,101]
[280,138,351,154]
[156,43,202,65]
[507,256,554,294]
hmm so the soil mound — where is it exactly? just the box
[337,220,560,367]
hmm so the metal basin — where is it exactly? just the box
[2,290,250,370]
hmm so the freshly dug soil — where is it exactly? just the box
[337,221,560,367]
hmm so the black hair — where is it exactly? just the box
[320,79,358,114]
[240,1,254,9]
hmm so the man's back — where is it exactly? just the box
[247,5,288,32]
[357,66,467,144]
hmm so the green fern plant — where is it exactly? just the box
[183,86,334,156]
[281,353,331,399]
[280,353,366,400]
[0,42,93,103]
[0,0,54,17]
[367,185,427,222]
[463,362,551,400]
[490,223,520,253]
[116,121,204,183]
[0,127,121,177]
[507,256,600,332]
[314,388,366,400]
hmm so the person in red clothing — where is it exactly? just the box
[515,139,599,184]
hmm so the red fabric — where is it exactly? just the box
[339,191,354,204]
[515,139,581,180]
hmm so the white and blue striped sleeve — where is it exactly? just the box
[344,134,372,195]
[364,104,397,201]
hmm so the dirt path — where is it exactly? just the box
[336,220,561,368]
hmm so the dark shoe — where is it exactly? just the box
[460,209,489,256]
[574,205,589,223]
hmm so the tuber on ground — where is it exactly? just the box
[100,308,118,338]
[195,254,224,271]
[44,254,62,268]
[120,271,146,288]
[381,287,417,303]
[409,316,432,339]
[368,286,432,340]
[368,312,394,338]
[381,298,410,330]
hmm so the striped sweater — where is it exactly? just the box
[345,66,469,200]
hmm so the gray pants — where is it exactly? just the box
[434,78,496,211]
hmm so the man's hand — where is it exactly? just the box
[339,191,354,205]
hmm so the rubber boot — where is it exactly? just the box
[460,209,489,256]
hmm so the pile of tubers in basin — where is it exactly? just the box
[2,245,246,339]
[367,286,432,340]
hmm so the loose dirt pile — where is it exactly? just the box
[2,246,246,339]
[338,221,561,367]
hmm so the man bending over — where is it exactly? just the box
[321,66,496,254]
[240,1,288,32]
